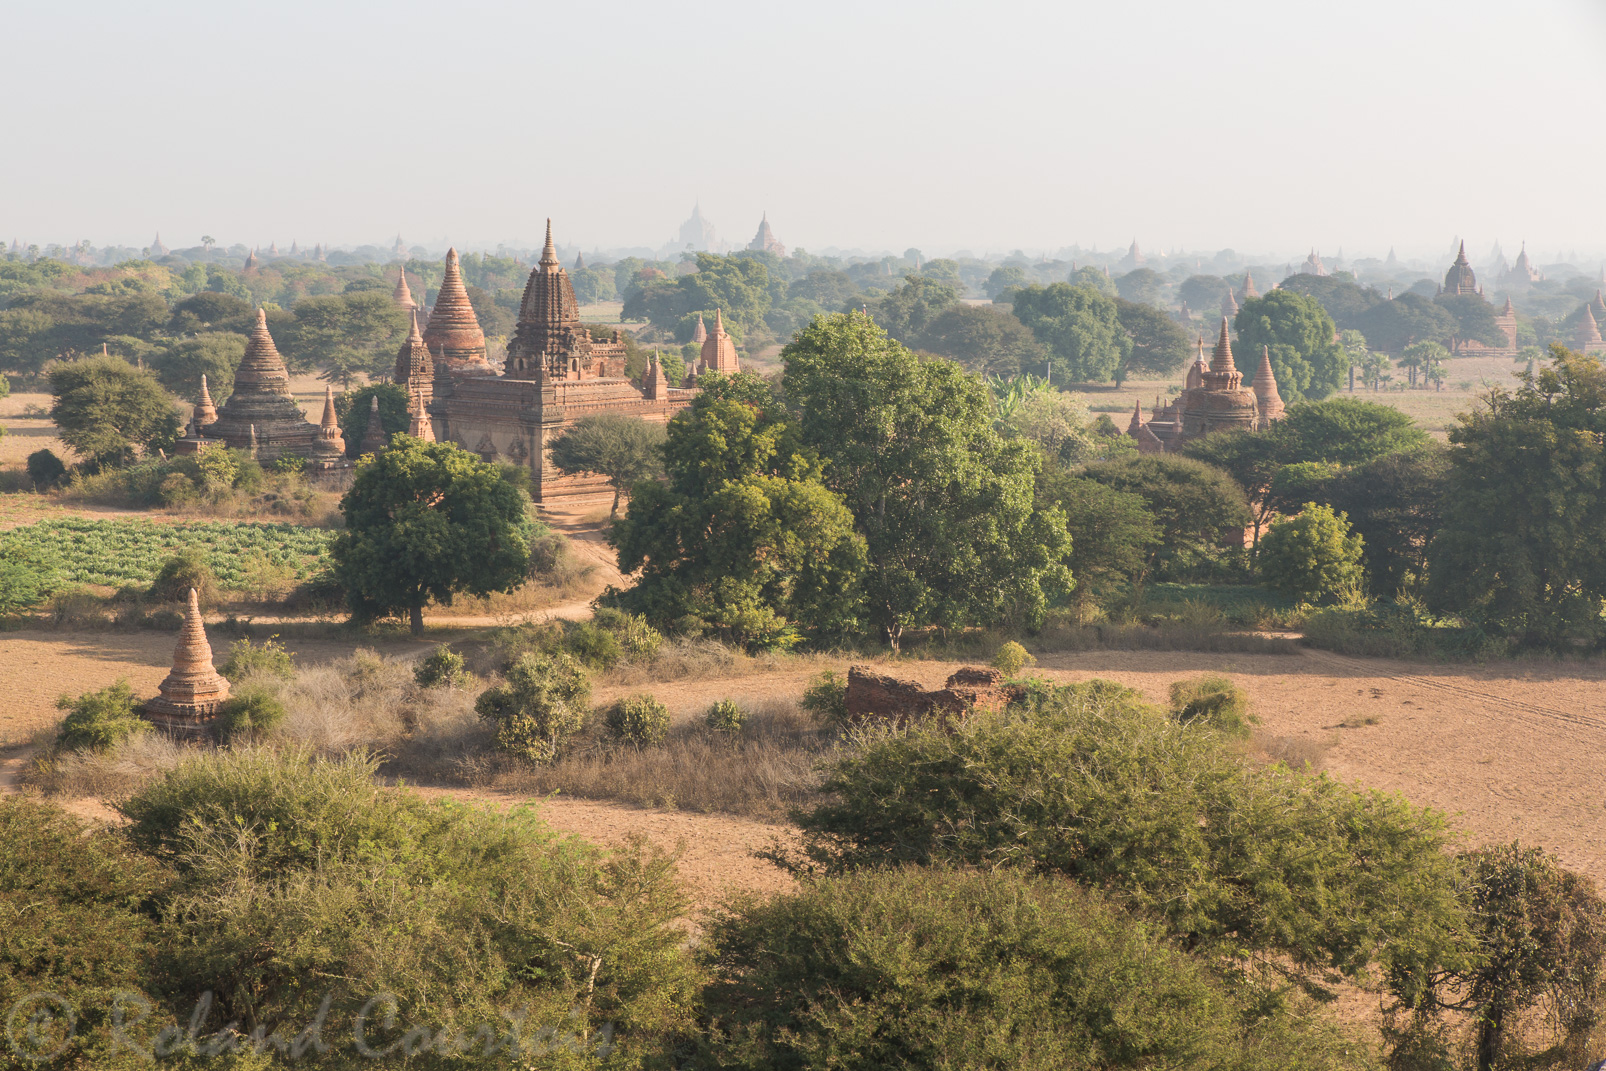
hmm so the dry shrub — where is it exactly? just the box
[603,637,834,687]
[272,649,488,781]
[489,698,832,819]
[24,730,187,798]
[1036,622,1298,656]
[1253,730,1335,772]
[46,587,114,630]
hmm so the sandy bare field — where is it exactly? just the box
[4,624,1600,887]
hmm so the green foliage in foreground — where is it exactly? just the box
[778,679,1466,993]
[107,748,700,1067]
[1168,674,1255,739]
[702,867,1372,1071]
[0,517,334,590]
[0,797,166,1071]
[55,679,149,752]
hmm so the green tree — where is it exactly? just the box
[1435,293,1509,349]
[1114,297,1189,383]
[1321,445,1448,596]
[1010,283,1131,383]
[48,354,180,470]
[1428,346,1606,645]
[984,264,1030,300]
[1068,264,1116,296]
[866,275,961,346]
[475,651,591,763]
[680,252,775,336]
[783,314,1071,648]
[1401,341,1449,388]
[284,291,409,386]
[333,436,532,635]
[1178,274,1230,311]
[548,411,667,518]
[1277,272,1381,331]
[1390,843,1606,1071]
[335,382,408,457]
[167,291,255,335]
[153,332,246,404]
[1258,503,1365,603]
[610,372,867,648]
[1036,468,1159,604]
[779,680,1466,994]
[1356,292,1456,354]
[1083,454,1251,583]
[1276,397,1429,464]
[703,867,1372,1071]
[1234,289,1346,400]
[1114,266,1163,306]
[1340,328,1369,390]
[919,303,1045,375]
[1179,428,1286,561]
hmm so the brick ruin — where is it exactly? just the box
[844,665,1021,725]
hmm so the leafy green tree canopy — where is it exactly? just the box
[547,411,667,517]
[784,313,1071,648]
[333,437,533,635]
[1428,346,1606,645]
[1083,454,1251,583]
[1011,283,1131,383]
[1114,297,1189,382]
[1234,289,1345,400]
[48,354,181,470]
[919,303,1045,375]
[1259,502,1365,603]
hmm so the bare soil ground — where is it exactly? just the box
[6,631,1600,887]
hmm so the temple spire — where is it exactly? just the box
[1210,317,1235,373]
[320,384,339,430]
[539,218,558,268]
[1254,345,1285,427]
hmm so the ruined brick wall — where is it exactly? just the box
[845,665,1019,725]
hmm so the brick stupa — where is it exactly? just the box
[359,396,389,455]
[142,588,230,737]
[392,267,417,312]
[202,310,322,461]
[422,248,491,372]
[1252,345,1285,428]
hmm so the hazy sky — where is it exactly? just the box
[4,0,1604,260]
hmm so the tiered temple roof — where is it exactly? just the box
[422,248,490,370]
[150,233,168,257]
[1179,318,1260,441]
[310,385,349,466]
[692,308,741,380]
[1221,289,1238,317]
[1239,269,1259,301]
[394,307,434,393]
[746,213,787,257]
[202,310,322,460]
[1442,241,1479,296]
[692,314,708,343]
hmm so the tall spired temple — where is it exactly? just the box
[199,310,324,461]
[1128,319,1285,452]
[1440,241,1481,297]
[412,220,694,501]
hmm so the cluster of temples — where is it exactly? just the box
[179,219,726,503]
[1126,318,1285,453]
[405,220,702,502]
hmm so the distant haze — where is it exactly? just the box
[3,0,1604,261]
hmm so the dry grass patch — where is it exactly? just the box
[601,638,839,688]
[482,699,832,820]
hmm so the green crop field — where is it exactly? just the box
[0,517,336,588]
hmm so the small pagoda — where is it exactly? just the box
[201,309,323,461]
[142,588,231,738]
